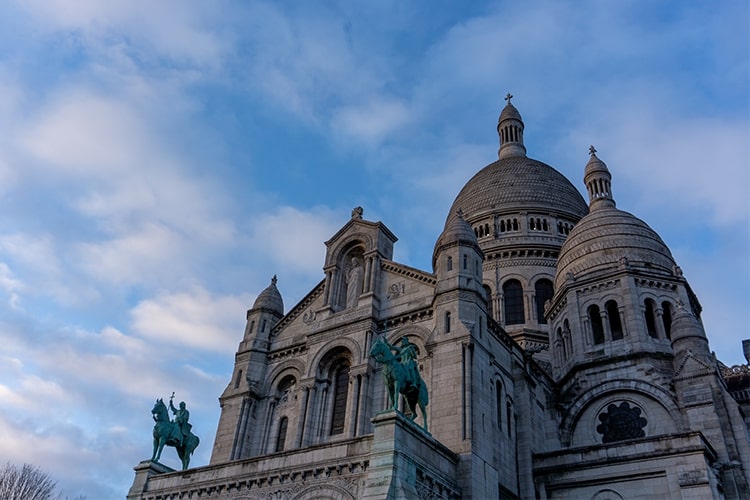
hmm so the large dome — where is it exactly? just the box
[446,156,588,226]
[555,205,676,290]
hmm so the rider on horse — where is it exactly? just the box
[169,395,192,447]
[391,337,420,389]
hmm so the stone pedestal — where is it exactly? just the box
[127,460,174,500]
[362,410,460,499]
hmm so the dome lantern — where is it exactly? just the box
[584,146,615,210]
[497,93,527,159]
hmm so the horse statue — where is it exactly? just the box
[151,397,200,470]
[369,337,429,432]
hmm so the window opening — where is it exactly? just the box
[645,300,658,338]
[503,280,524,325]
[606,300,623,340]
[330,364,350,435]
[275,417,288,452]
[535,280,554,324]
[589,305,605,345]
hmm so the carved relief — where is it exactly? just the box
[387,282,405,300]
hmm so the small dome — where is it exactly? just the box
[252,275,284,314]
[499,101,523,122]
[555,207,676,290]
[438,210,477,246]
[584,148,610,178]
[432,210,480,268]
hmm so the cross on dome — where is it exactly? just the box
[589,145,597,156]
[505,93,513,104]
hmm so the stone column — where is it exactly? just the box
[364,256,373,293]
[301,383,318,447]
[600,309,612,342]
[346,373,362,438]
[295,385,310,448]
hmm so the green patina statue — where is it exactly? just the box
[150,393,200,470]
[369,336,429,431]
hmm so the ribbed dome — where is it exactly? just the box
[499,102,523,122]
[446,156,588,226]
[252,275,284,314]
[555,207,676,290]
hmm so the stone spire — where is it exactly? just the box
[583,146,615,210]
[497,93,527,159]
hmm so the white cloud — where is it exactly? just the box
[20,92,149,174]
[130,286,250,353]
[248,205,340,277]
[19,0,228,70]
[332,98,411,146]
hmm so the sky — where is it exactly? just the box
[0,1,747,498]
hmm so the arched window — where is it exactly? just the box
[463,254,468,269]
[234,369,243,389]
[535,279,554,324]
[329,364,350,435]
[495,383,503,430]
[446,256,453,271]
[644,299,658,338]
[556,327,565,358]
[563,319,572,355]
[248,320,255,334]
[261,319,267,333]
[445,311,451,333]
[589,305,604,345]
[662,301,673,340]
[503,280,525,325]
[606,300,623,340]
[275,417,288,452]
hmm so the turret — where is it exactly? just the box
[497,93,526,159]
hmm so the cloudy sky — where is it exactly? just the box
[0,1,747,497]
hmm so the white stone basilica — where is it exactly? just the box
[129,97,750,499]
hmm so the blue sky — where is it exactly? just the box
[0,1,747,497]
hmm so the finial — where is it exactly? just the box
[351,206,363,219]
[505,92,513,104]
[589,145,597,156]
[271,274,277,285]
[456,208,464,219]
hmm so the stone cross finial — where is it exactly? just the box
[456,208,464,219]
[505,93,513,104]
[351,206,363,219]
[589,145,597,156]
[271,275,277,285]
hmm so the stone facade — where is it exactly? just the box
[129,98,750,499]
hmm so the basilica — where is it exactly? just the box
[129,97,750,499]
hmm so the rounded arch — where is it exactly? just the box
[560,380,684,446]
[326,233,374,267]
[307,341,358,379]
[291,484,356,500]
[528,270,555,285]
[306,337,361,378]
[262,359,305,394]
[387,324,430,348]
